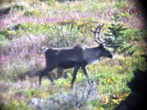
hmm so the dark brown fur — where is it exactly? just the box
[39,44,112,88]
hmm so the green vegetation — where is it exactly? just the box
[104,23,127,53]
[0,0,146,110]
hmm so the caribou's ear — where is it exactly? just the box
[99,44,104,48]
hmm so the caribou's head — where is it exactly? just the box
[98,44,112,58]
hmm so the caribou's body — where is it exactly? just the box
[38,24,113,88]
[39,44,112,88]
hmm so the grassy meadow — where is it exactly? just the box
[0,0,146,110]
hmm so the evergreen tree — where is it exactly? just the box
[104,23,127,53]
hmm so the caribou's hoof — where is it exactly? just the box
[87,80,94,86]
[87,80,91,84]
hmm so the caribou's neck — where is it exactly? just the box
[83,47,102,65]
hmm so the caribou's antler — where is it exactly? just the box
[91,24,105,44]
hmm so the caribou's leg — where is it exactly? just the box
[56,67,64,79]
[56,67,68,79]
[71,65,80,88]
[39,66,55,86]
[81,65,90,84]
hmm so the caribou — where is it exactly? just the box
[38,24,113,88]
